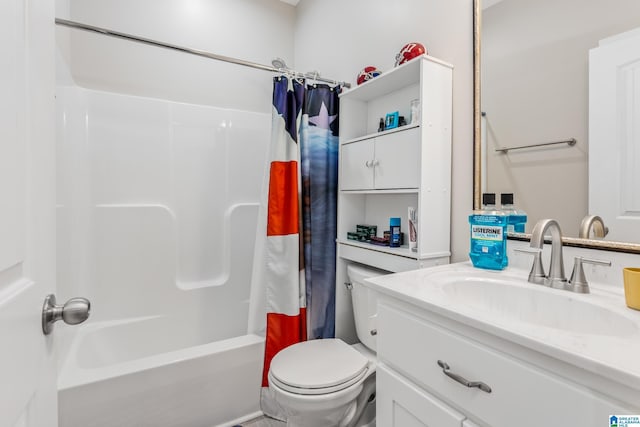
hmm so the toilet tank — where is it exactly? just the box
[346,264,388,352]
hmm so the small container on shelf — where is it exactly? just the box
[410,99,421,124]
[370,236,390,246]
[356,224,378,240]
[347,231,368,242]
[389,217,402,248]
[384,230,404,246]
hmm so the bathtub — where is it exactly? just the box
[58,315,265,427]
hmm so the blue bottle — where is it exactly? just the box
[500,193,527,233]
[468,193,508,270]
[389,217,401,248]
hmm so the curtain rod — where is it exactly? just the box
[55,18,351,88]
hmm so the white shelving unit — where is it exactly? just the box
[337,54,453,274]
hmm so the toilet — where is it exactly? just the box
[268,264,384,427]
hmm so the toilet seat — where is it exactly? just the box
[269,339,370,396]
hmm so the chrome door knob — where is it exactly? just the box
[42,294,91,335]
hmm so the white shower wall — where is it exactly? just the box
[56,0,296,112]
[56,86,269,366]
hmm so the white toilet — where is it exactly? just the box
[268,264,384,427]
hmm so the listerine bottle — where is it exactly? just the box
[500,193,527,233]
[468,193,508,270]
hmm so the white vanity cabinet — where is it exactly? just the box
[376,297,633,427]
[336,55,453,273]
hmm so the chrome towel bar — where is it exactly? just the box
[495,138,576,153]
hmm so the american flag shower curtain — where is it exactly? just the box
[248,76,340,418]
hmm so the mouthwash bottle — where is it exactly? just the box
[469,193,508,270]
[500,193,527,233]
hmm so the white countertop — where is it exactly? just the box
[364,261,640,393]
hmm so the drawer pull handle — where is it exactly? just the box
[437,360,492,394]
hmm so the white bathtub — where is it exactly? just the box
[58,316,265,427]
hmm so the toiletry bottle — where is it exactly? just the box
[468,193,508,270]
[378,118,385,132]
[500,193,527,233]
[408,207,418,252]
[410,99,420,124]
[389,217,401,248]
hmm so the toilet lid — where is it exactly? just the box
[269,339,369,395]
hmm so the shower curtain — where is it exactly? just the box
[248,76,340,419]
[300,83,340,340]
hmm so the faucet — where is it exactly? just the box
[527,219,567,289]
[517,218,612,293]
[578,215,609,239]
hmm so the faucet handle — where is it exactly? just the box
[514,247,547,285]
[568,256,612,293]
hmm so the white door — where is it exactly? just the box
[589,28,640,242]
[341,139,375,190]
[0,0,57,426]
[374,127,420,190]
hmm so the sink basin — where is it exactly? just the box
[438,274,638,337]
[364,261,640,396]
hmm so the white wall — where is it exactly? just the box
[482,0,640,236]
[294,0,474,263]
[56,0,296,113]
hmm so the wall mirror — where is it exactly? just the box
[473,0,640,253]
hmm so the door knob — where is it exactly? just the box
[42,294,91,335]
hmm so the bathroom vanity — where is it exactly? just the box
[365,260,640,427]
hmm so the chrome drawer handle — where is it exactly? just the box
[437,360,492,394]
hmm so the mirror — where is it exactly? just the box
[473,0,640,252]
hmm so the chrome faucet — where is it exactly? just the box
[578,215,609,239]
[516,218,612,293]
[527,219,567,289]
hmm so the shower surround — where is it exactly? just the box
[56,86,270,426]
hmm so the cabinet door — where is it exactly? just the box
[377,365,466,427]
[374,127,420,189]
[341,139,374,190]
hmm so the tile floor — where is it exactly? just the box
[234,415,286,427]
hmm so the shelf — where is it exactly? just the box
[337,239,418,260]
[341,123,420,145]
[339,55,452,102]
[335,53,453,275]
[340,189,418,194]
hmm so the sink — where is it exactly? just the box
[364,261,640,399]
[437,273,638,337]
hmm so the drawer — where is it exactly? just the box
[378,302,627,427]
